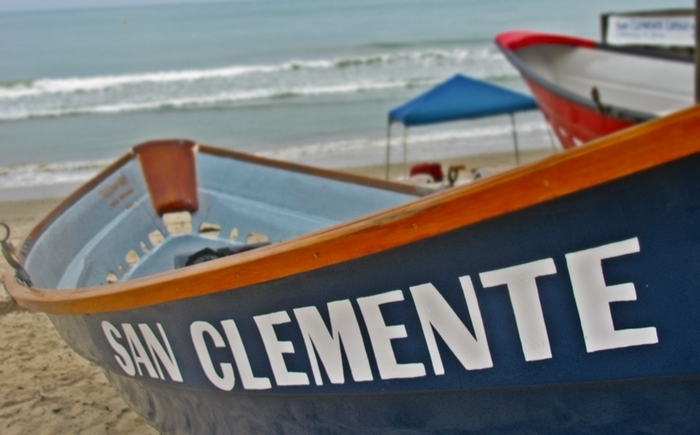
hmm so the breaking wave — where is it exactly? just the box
[0,45,518,121]
[0,159,114,189]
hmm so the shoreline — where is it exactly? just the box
[0,147,557,435]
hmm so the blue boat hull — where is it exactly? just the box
[105,373,700,435]
[43,151,700,433]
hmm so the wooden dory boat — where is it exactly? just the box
[496,30,693,149]
[7,106,700,434]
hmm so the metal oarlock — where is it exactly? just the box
[1,222,32,287]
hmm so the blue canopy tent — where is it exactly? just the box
[386,74,539,179]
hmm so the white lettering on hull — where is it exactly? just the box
[294,300,373,385]
[101,237,659,390]
[255,311,310,386]
[102,321,183,382]
[566,238,658,352]
[480,258,557,361]
[102,321,136,376]
[358,290,426,380]
[191,321,235,390]
[410,277,492,375]
[221,320,272,389]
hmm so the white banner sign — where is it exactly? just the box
[607,16,695,47]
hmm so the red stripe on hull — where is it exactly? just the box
[495,31,596,51]
[524,79,636,149]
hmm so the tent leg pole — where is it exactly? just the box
[510,113,520,165]
[546,123,558,153]
[385,123,392,180]
[402,126,408,178]
[696,0,700,103]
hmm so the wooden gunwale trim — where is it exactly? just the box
[198,145,427,196]
[6,106,700,315]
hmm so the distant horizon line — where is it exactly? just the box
[0,0,262,15]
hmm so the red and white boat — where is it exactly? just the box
[495,31,693,149]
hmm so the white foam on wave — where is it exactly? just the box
[0,65,280,99]
[0,45,520,121]
[0,46,513,101]
[0,159,112,189]
[0,79,413,120]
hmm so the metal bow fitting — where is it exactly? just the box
[1,222,32,287]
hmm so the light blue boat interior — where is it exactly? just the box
[24,150,418,289]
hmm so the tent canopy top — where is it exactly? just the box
[388,74,538,127]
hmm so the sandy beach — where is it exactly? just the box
[0,148,554,435]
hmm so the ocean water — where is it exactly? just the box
[0,0,688,198]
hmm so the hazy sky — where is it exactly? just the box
[1,0,693,14]
[0,0,230,13]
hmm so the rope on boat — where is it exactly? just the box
[1,222,33,287]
